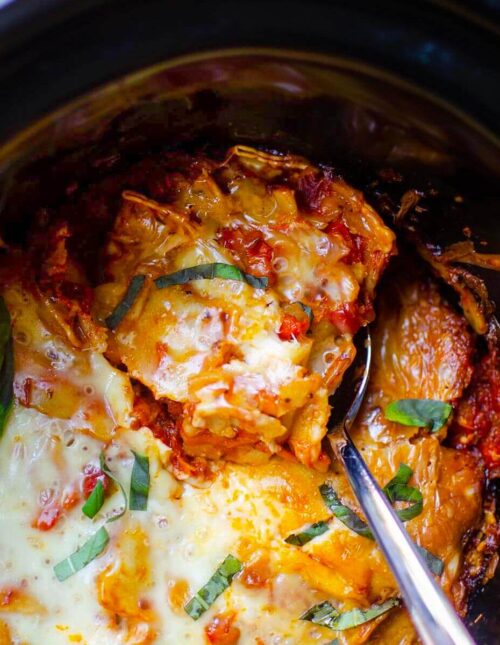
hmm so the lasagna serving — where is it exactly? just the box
[0,146,498,644]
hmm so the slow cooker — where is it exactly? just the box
[0,1,498,642]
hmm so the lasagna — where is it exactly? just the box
[0,146,497,645]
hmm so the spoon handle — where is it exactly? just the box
[337,434,475,645]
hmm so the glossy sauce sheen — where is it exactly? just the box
[0,147,491,644]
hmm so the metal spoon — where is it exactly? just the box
[328,327,475,645]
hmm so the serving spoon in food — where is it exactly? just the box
[328,327,475,645]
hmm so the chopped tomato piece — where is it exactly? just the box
[82,464,109,499]
[329,302,362,335]
[205,612,240,644]
[35,504,61,531]
[324,219,364,264]
[219,227,274,279]
[278,314,309,341]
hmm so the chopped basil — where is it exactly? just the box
[82,480,105,519]
[319,484,373,538]
[184,554,242,620]
[319,480,443,574]
[383,463,413,489]
[53,526,109,581]
[301,598,399,631]
[383,464,423,522]
[105,274,146,330]
[285,521,329,546]
[100,452,127,522]
[416,545,445,576]
[129,451,150,511]
[154,262,268,290]
[0,297,13,437]
[385,399,452,432]
[107,263,268,329]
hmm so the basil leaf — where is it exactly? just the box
[320,482,443,575]
[184,554,242,620]
[82,480,105,519]
[154,263,268,290]
[416,545,444,576]
[100,452,127,522]
[385,399,452,432]
[53,526,109,581]
[105,274,146,330]
[383,464,423,522]
[382,463,412,490]
[301,598,399,631]
[319,484,373,539]
[129,451,150,511]
[0,297,13,437]
[285,520,329,546]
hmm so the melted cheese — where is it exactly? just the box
[6,285,132,441]
[0,403,482,644]
[94,149,395,468]
[0,274,483,645]
[0,148,485,644]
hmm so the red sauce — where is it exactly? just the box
[34,487,80,531]
[278,313,309,341]
[132,385,209,480]
[205,612,240,645]
[219,227,274,280]
[328,301,362,335]
[324,219,365,264]
[35,504,61,531]
[450,346,500,472]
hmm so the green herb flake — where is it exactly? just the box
[154,262,268,290]
[100,452,127,522]
[129,451,150,511]
[385,399,452,432]
[383,463,423,522]
[319,484,373,539]
[0,297,13,437]
[319,479,442,575]
[105,274,146,330]
[301,598,399,631]
[82,480,105,519]
[53,526,109,581]
[285,521,330,546]
[184,554,242,620]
